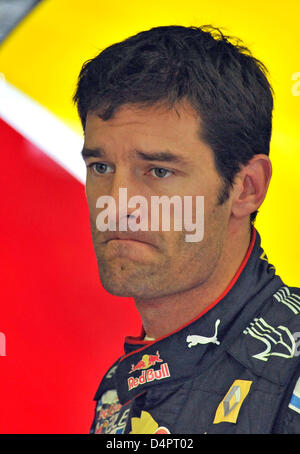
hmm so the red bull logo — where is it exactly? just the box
[128,363,170,391]
[129,351,163,374]
[128,352,170,391]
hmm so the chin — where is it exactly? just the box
[102,283,135,297]
[99,276,162,299]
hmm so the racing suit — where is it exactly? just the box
[90,228,300,434]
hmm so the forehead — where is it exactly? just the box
[84,102,203,149]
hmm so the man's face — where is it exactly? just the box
[83,102,232,299]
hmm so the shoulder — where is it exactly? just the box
[227,283,300,386]
[93,360,121,401]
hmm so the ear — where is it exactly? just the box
[231,154,272,219]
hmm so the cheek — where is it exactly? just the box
[157,231,216,290]
[86,195,96,222]
[169,200,229,263]
[85,179,100,215]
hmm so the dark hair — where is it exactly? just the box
[73,25,274,223]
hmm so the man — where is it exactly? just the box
[73,25,300,434]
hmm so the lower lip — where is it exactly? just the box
[107,239,153,247]
[102,239,157,262]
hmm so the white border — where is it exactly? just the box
[0,74,85,183]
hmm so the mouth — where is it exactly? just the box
[106,238,157,248]
[102,232,158,249]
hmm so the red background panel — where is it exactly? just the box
[0,118,140,433]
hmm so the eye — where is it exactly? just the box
[88,162,113,175]
[149,167,173,178]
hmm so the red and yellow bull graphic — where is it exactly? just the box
[128,352,170,391]
[129,351,163,373]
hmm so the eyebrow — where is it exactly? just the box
[81,147,189,165]
[81,147,106,159]
[135,150,188,164]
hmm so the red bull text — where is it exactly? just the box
[128,363,170,391]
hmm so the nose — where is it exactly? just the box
[107,170,147,231]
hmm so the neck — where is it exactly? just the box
[134,221,252,339]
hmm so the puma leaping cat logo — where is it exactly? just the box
[186,319,221,348]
